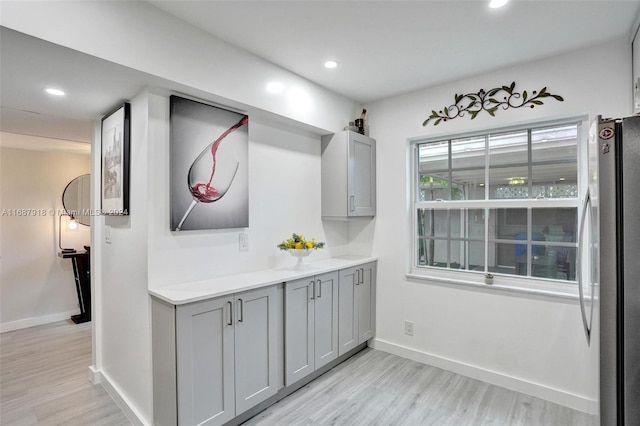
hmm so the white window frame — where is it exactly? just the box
[407,116,589,298]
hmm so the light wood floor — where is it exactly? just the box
[1,321,596,426]
[0,320,131,426]
[244,348,597,426]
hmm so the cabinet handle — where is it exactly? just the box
[360,268,365,284]
[317,279,322,298]
[310,281,315,300]
[356,269,360,285]
[238,299,244,323]
[227,301,233,326]
[350,195,355,212]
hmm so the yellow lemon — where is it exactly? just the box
[294,242,304,249]
[306,241,314,249]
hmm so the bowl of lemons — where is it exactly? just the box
[277,233,325,269]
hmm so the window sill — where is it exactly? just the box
[406,268,580,301]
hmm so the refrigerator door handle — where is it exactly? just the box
[577,189,592,344]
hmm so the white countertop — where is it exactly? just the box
[149,255,377,305]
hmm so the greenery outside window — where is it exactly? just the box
[413,120,582,286]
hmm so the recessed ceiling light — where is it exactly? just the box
[324,60,338,69]
[45,87,65,96]
[489,0,509,8]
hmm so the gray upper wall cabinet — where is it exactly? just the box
[321,131,376,218]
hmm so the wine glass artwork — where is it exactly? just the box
[175,116,248,231]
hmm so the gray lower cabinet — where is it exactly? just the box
[152,285,279,426]
[284,271,339,386]
[176,295,235,426]
[338,262,376,356]
[152,263,375,426]
[231,286,279,415]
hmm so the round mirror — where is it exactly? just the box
[62,174,91,226]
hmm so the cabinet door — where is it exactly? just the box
[285,278,315,386]
[338,267,358,356]
[234,285,278,415]
[314,271,339,369]
[176,297,235,426]
[348,132,376,217]
[357,264,376,343]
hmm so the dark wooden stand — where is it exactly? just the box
[59,249,91,323]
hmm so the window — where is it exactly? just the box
[413,121,582,286]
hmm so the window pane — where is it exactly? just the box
[530,246,577,281]
[531,125,577,163]
[450,209,463,238]
[531,164,578,198]
[450,240,486,271]
[531,125,578,199]
[468,209,485,240]
[418,140,451,200]
[419,141,448,170]
[532,208,577,243]
[448,209,485,239]
[417,239,429,266]
[531,182,578,199]
[417,209,448,238]
[489,208,527,240]
[489,165,529,199]
[417,238,448,267]
[451,169,484,200]
[489,131,528,166]
[450,239,464,269]
[451,136,485,169]
[451,136,486,200]
[551,246,577,281]
[488,242,518,274]
[419,173,451,201]
[468,241,485,271]
[449,240,484,271]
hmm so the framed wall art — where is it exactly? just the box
[170,96,249,231]
[101,102,130,215]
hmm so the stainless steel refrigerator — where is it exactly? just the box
[583,115,640,425]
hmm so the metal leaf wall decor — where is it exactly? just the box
[423,82,564,126]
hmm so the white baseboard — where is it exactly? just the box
[90,367,150,426]
[372,338,598,415]
[0,310,78,333]
[88,365,100,384]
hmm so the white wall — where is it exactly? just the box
[146,94,350,289]
[0,139,90,331]
[96,91,152,422]
[364,37,632,413]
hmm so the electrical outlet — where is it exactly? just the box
[404,320,414,336]
[105,225,112,244]
[239,233,248,251]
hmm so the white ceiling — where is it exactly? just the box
[0,27,158,144]
[1,1,639,145]
[150,0,640,103]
